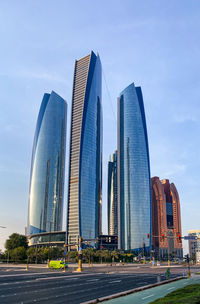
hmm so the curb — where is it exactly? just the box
[81,276,185,303]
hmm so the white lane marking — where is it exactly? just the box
[0,280,106,298]
[142,294,154,300]
[0,275,111,293]
[18,284,106,303]
[0,274,93,287]
[0,272,102,278]
[0,272,57,278]
[87,279,99,282]
[34,272,103,281]
[167,287,175,291]
[36,276,78,281]
[1,278,81,292]
[109,280,121,283]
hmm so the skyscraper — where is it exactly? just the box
[151,176,169,257]
[188,230,200,262]
[151,177,183,258]
[118,83,151,251]
[161,179,182,258]
[28,91,67,235]
[108,151,118,236]
[67,51,102,245]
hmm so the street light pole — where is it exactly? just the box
[47,222,52,268]
[76,236,83,272]
[143,239,145,264]
[168,240,170,267]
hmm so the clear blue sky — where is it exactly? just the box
[0,0,200,254]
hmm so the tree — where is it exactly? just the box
[10,247,27,262]
[5,233,28,250]
[97,250,110,263]
[27,247,39,263]
[0,249,5,260]
[83,248,96,264]
[111,251,119,262]
[67,251,78,262]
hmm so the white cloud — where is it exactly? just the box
[162,164,187,178]
[0,70,67,85]
[18,70,67,84]
[173,113,197,123]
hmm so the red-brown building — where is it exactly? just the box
[151,177,183,259]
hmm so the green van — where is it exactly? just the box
[49,260,68,269]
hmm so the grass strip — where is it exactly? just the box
[150,284,200,304]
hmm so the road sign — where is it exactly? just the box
[184,236,198,240]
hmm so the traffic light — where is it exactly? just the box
[147,233,150,239]
[161,233,165,241]
[178,234,181,241]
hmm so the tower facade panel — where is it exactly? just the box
[28,91,67,235]
[67,51,102,245]
[118,83,151,251]
[108,151,118,236]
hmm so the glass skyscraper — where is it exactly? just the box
[108,151,118,236]
[67,51,102,245]
[117,83,151,251]
[28,91,67,235]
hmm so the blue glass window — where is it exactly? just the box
[28,91,67,235]
[118,83,151,251]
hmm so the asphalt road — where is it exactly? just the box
[0,267,178,304]
[0,264,198,304]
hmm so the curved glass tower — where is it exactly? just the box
[118,83,151,251]
[67,51,102,245]
[28,91,67,235]
[108,151,118,236]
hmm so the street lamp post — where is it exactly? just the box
[47,222,52,268]
[142,239,145,264]
[76,236,83,272]
[168,240,170,267]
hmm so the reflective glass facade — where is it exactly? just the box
[28,91,67,235]
[166,202,174,228]
[118,83,151,251]
[67,52,102,245]
[28,231,66,247]
[108,151,118,236]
